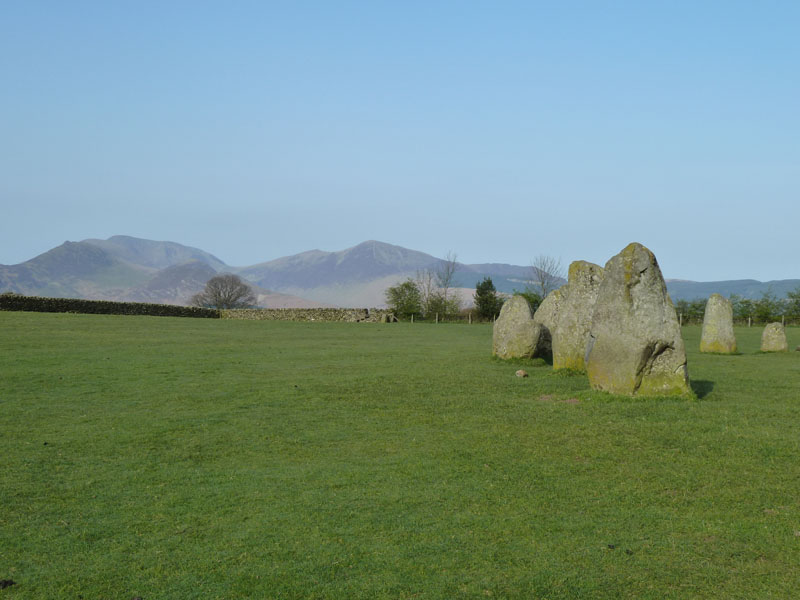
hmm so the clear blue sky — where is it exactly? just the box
[2,1,798,281]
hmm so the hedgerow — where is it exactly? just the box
[0,293,220,318]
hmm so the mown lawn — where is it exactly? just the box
[1,312,799,599]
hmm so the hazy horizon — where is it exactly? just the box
[4,234,800,286]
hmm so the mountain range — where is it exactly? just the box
[1,236,797,308]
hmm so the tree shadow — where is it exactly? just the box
[691,379,715,399]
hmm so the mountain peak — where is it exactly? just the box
[83,236,227,271]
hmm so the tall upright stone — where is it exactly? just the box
[700,293,737,353]
[530,287,565,360]
[585,242,691,397]
[551,261,604,372]
[533,287,563,332]
[761,322,788,352]
[492,295,549,359]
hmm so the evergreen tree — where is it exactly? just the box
[474,277,503,320]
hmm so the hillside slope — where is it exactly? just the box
[665,279,800,302]
[83,235,228,271]
[0,241,151,298]
[2,236,798,307]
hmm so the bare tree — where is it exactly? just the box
[414,251,461,317]
[436,251,459,303]
[415,268,438,316]
[530,254,565,298]
[191,274,256,309]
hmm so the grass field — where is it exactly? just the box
[2,312,800,599]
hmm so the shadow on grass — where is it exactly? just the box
[691,379,715,399]
[490,355,552,368]
[552,367,585,378]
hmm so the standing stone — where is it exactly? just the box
[530,287,565,360]
[533,287,563,333]
[492,295,549,359]
[700,294,737,353]
[585,242,691,397]
[551,261,605,371]
[761,323,788,352]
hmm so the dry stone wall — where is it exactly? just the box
[0,293,220,318]
[220,308,395,322]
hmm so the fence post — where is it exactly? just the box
[679,313,683,327]
[468,312,472,324]
[748,316,751,327]
[411,314,414,324]
[435,312,439,324]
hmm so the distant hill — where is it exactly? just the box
[84,235,228,271]
[2,236,797,308]
[665,279,800,302]
[236,240,562,306]
[123,260,219,305]
[237,240,442,288]
[123,259,329,307]
[462,263,532,278]
[236,240,446,306]
[0,241,151,299]
[0,237,319,308]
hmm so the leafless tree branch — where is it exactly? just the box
[531,255,565,298]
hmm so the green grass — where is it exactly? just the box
[1,313,800,599]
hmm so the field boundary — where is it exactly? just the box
[220,307,395,322]
[0,294,400,323]
[0,293,220,318]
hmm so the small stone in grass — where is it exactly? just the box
[515,369,528,378]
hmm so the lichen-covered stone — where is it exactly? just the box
[493,295,549,359]
[551,261,604,371]
[585,242,691,397]
[761,322,788,352]
[530,287,565,360]
[700,294,737,353]
[533,288,563,332]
